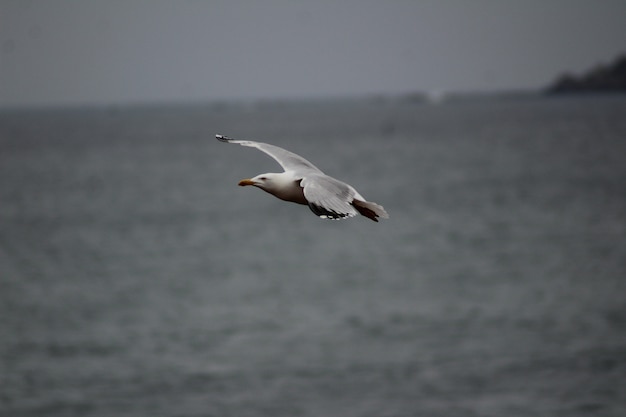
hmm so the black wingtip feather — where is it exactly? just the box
[308,203,351,220]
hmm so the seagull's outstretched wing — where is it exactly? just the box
[300,174,360,220]
[216,135,322,173]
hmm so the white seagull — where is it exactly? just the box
[216,135,389,222]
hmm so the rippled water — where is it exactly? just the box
[1,96,625,416]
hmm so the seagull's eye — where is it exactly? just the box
[259,177,267,180]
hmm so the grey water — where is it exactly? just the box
[1,95,625,417]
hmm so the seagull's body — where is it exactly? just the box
[216,135,388,222]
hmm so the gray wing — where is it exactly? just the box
[300,173,360,220]
[216,135,323,173]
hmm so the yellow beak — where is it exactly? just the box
[238,178,255,186]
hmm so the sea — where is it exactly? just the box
[1,94,625,417]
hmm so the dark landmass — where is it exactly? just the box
[546,54,626,94]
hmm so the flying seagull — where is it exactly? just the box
[216,134,389,222]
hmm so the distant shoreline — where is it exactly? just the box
[3,88,626,113]
[545,54,626,94]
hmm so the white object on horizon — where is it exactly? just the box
[216,134,389,222]
[427,90,447,104]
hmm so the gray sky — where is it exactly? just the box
[1,0,625,107]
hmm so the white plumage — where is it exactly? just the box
[216,135,388,222]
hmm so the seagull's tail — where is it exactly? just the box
[352,200,389,222]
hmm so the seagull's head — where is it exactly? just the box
[238,173,281,191]
[238,172,304,204]
[239,172,304,199]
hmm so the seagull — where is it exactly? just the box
[216,134,388,222]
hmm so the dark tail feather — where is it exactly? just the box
[352,199,389,222]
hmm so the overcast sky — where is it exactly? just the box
[1,0,625,107]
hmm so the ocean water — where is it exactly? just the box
[1,95,625,417]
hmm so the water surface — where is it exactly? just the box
[1,96,625,416]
